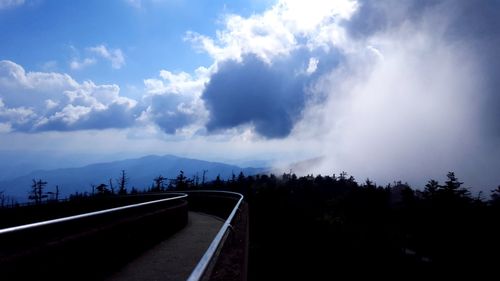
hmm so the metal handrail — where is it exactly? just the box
[1,190,244,280]
[186,190,244,281]
[0,193,188,235]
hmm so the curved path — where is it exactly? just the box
[107,212,223,281]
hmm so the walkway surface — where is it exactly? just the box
[107,212,223,281]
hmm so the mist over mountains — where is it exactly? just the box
[0,154,264,200]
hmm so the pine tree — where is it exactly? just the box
[424,179,440,199]
[440,172,469,198]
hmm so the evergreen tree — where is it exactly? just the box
[424,179,440,199]
[96,183,111,195]
[440,172,469,199]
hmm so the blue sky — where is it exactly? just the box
[0,0,270,90]
[1,0,500,191]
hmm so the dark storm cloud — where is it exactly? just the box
[202,52,337,138]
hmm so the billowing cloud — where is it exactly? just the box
[130,0,357,139]
[185,0,353,138]
[186,0,356,63]
[141,67,209,134]
[292,0,500,189]
[179,0,500,189]
[0,60,138,132]
[88,45,125,69]
[2,0,500,190]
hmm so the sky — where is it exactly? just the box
[1,0,499,192]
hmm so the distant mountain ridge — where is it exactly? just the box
[0,154,265,201]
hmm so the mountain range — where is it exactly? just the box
[0,154,265,201]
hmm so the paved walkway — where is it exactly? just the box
[107,212,223,281]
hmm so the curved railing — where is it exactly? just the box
[0,191,245,281]
[183,190,245,281]
[0,193,190,280]
[0,193,188,235]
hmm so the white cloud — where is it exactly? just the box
[306,57,319,74]
[0,60,137,132]
[142,66,211,134]
[144,66,210,96]
[185,0,357,63]
[70,58,96,70]
[0,60,79,97]
[1,0,498,190]
[0,122,11,133]
[287,2,500,191]
[177,0,500,190]
[45,99,58,109]
[89,45,125,69]
[169,0,360,138]
[0,98,36,126]
[42,105,92,126]
[1,59,209,135]
[67,44,125,70]
[0,0,24,9]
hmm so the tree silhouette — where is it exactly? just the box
[364,178,376,189]
[117,170,128,195]
[153,175,165,192]
[0,190,6,207]
[194,173,200,187]
[28,179,48,204]
[3,168,500,279]
[338,171,348,182]
[96,183,111,195]
[202,170,208,185]
[130,186,138,194]
[439,172,469,200]
[213,174,223,189]
[424,179,440,200]
[238,171,245,183]
[491,185,500,204]
[109,178,115,194]
[174,170,191,190]
[45,185,60,201]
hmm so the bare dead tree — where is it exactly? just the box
[29,179,48,204]
[117,170,128,195]
[202,170,208,185]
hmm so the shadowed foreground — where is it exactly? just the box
[108,212,223,281]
